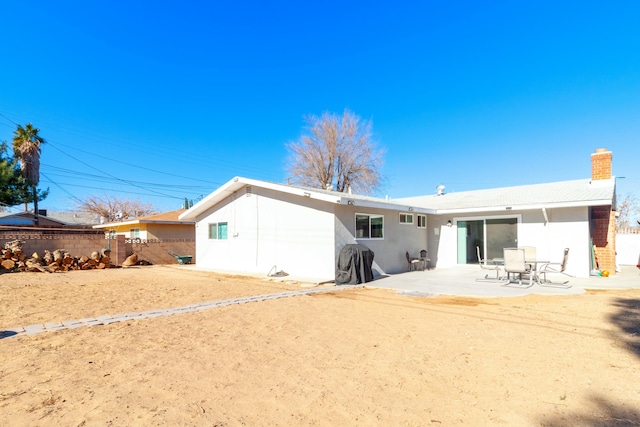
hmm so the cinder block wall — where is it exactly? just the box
[126,240,196,265]
[0,232,107,258]
[1,232,195,266]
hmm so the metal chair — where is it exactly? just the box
[521,246,536,271]
[502,248,533,287]
[475,246,505,281]
[406,251,420,271]
[538,248,571,287]
[419,249,431,271]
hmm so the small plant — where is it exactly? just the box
[560,393,567,401]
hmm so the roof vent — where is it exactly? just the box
[436,184,445,196]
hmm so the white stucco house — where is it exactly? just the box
[180,148,618,281]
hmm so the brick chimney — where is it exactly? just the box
[589,148,616,275]
[591,148,612,180]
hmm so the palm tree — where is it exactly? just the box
[12,123,45,225]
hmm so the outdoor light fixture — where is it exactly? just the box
[447,220,452,227]
[408,207,414,211]
[347,200,355,205]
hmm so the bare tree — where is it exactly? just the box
[77,196,155,223]
[286,109,384,194]
[616,193,640,229]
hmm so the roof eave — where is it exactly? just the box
[433,199,614,215]
[336,197,436,214]
[93,219,140,229]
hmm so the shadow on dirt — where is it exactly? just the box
[0,331,18,339]
[540,394,640,426]
[608,298,640,359]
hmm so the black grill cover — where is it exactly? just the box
[335,244,375,285]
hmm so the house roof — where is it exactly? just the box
[180,176,616,220]
[0,211,70,227]
[179,177,435,221]
[46,211,101,225]
[93,209,195,229]
[397,178,616,214]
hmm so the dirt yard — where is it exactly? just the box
[1,265,639,426]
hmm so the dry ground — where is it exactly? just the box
[1,265,639,426]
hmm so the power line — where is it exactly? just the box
[44,142,181,200]
[45,140,222,186]
[40,172,85,205]
[1,109,286,208]
[0,112,18,126]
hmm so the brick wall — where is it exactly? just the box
[591,206,617,274]
[591,148,612,180]
[588,148,616,274]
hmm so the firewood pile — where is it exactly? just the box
[1,240,116,273]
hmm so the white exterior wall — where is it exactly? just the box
[616,232,640,266]
[194,187,336,280]
[430,216,457,268]
[431,207,592,277]
[334,205,428,275]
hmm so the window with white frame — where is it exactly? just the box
[208,222,228,240]
[355,214,384,239]
[417,215,426,228]
[399,213,414,224]
[130,228,140,238]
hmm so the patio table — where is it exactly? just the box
[491,258,550,284]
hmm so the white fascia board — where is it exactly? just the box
[179,176,439,220]
[93,219,194,229]
[336,197,436,214]
[179,177,343,220]
[138,220,195,225]
[93,219,140,229]
[179,177,245,220]
[433,199,613,215]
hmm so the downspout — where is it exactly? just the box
[542,208,549,225]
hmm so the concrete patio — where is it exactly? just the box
[364,264,640,298]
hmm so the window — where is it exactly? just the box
[355,214,384,239]
[417,215,426,228]
[399,213,414,224]
[130,228,140,238]
[208,222,228,240]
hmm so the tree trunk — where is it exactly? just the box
[33,185,39,226]
[1,259,15,270]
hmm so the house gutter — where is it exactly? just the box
[431,198,614,215]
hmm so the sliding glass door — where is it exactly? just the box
[457,217,518,264]
[485,218,517,259]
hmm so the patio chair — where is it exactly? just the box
[521,246,536,271]
[502,248,533,287]
[537,248,572,288]
[419,249,431,271]
[475,246,505,281]
[406,251,420,271]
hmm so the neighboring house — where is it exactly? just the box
[47,211,101,226]
[93,209,195,241]
[180,148,617,281]
[0,211,78,227]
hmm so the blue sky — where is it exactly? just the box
[1,1,638,214]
